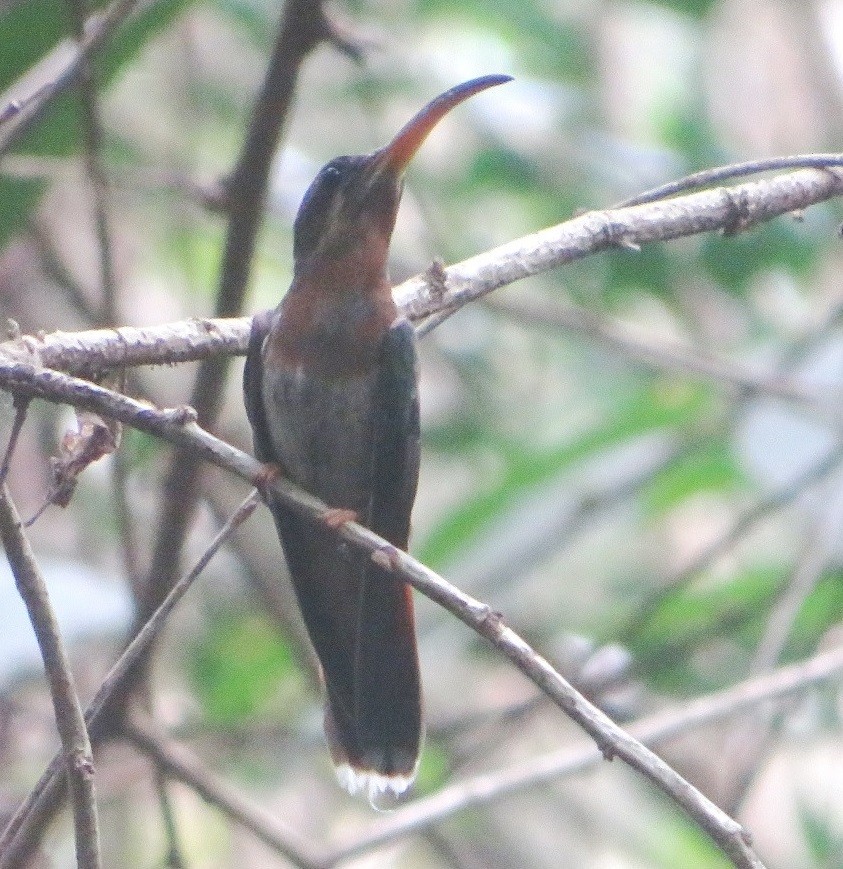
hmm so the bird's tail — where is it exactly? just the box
[272,508,423,803]
[322,568,423,803]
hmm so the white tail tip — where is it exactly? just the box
[334,762,418,808]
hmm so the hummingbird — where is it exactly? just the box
[243,74,512,801]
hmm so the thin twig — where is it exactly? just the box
[613,153,843,209]
[0,158,838,865]
[0,162,835,403]
[0,0,139,158]
[125,716,322,869]
[152,765,186,869]
[64,0,138,594]
[0,364,764,868]
[65,0,119,326]
[717,482,843,813]
[2,155,228,211]
[0,491,260,868]
[0,397,29,486]
[0,485,101,868]
[485,295,831,419]
[751,484,843,674]
[328,645,843,865]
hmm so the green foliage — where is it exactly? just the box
[645,0,720,20]
[644,439,744,514]
[413,739,451,795]
[629,566,783,690]
[416,0,592,82]
[158,222,228,301]
[0,1,89,91]
[604,242,677,300]
[0,0,194,245]
[3,0,840,861]
[630,567,843,691]
[419,381,709,568]
[649,812,734,869]
[789,570,843,660]
[660,109,726,172]
[188,608,304,725]
[212,0,275,49]
[121,428,163,470]
[801,806,843,866]
[700,219,818,296]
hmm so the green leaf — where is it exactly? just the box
[188,608,305,725]
[801,805,843,864]
[604,241,677,300]
[645,0,719,20]
[414,740,451,795]
[0,0,195,245]
[660,109,726,171]
[121,428,163,470]
[650,812,733,869]
[418,381,709,568]
[211,0,275,50]
[644,439,744,514]
[416,0,592,83]
[629,566,785,691]
[700,219,817,296]
[0,0,95,91]
[789,570,843,660]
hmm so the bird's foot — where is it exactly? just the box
[253,462,282,498]
[372,544,403,571]
[322,508,358,529]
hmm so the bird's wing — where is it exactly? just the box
[243,309,274,462]
[367,316,421,548]
[323,317,423,791]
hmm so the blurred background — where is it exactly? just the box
[1,0,842,866]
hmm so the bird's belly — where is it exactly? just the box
[262,365,378,511]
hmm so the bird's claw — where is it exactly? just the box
[253,463,282,497]
[372,544,403,571]
[322,508,358,529]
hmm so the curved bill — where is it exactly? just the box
[374,74,512,175]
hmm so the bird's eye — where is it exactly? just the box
[320,164,342,188]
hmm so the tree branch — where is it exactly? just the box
[0,492,260,868]
[622,442,843,642]
[0,362,764,868]
[125,715,322,869]
[1,163,838,415]
[1,158,839,867]
[485,295,829,417]
[329,645,843,865]
[397,166,843,323]
[0,485,101,868]
[0,0,139,157]
[139,0,336,686]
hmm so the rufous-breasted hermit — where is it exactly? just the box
[244,74,512,801]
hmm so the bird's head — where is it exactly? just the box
[291,74,512,277]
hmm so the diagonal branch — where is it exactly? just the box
[0,163,839,415]
[1,157,838,868]
[0,362,764,869]
[0,491,260,868]
[0,0,139,158]
[399,165,843,324]
[329,645,843,865]
[0,485,101,868]
[125,715,322,869]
